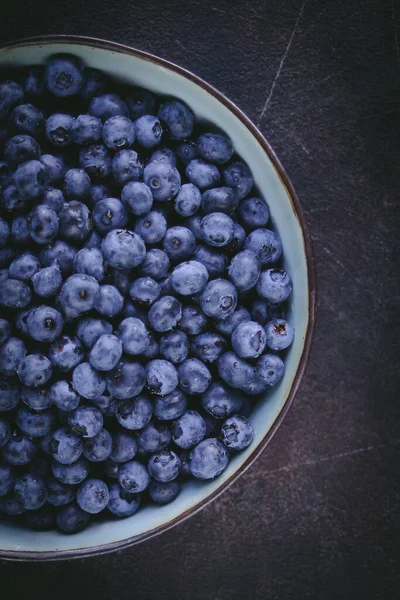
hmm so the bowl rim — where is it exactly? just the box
[0,34,317,562]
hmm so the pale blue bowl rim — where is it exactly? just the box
[0,34,317,562]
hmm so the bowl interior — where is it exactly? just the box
[0,39,312,557]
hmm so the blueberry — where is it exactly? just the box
[228,250,261,292]
[77,478,109,514]
[106,360,145,400]
[256,353,285,386]
[110,431,138,464]
[126,87,157,119]
[199,278,237,319]
[40,240,77,276]
[101,229,146,269]
[143,161,181,201]
[9,253,40,281]
[160,330,190,364]
[146,359,178,396]
[21,386,53,410]
[174,183,201,217]
[14,160,49,201]
[137,420,171,453]
[201,186,239,215]
[89,183,112,206]
[153,389,187,421]
[189,438,229,480]
[178,304,207,336]
[231,320,267,359]
[171,410,206,449]
[214,306,251,336]
[79,144,111,179]
[3,431,36,466]
[13,473,47,510]
[197,132,234,164]
[89,394,117,417]
[0,493,26,515]
[58,201,92,244]
[17,354,53,387]
[135,215,167,250]
[45,113,74,146]
[186,159,220,190]
[116,317,149,355]
[217,351,253,390]
[71,114,103,145]
[111,268,133,296]
[175,140,198,166]
[107,483,141,517]
[148,479,181,505]
[239,197,269,230]
[264,318,294,351]
[157,99,194,140]
[0,419,11,448]
[148,450,181,482]
[52,457,89,485]
[121,181,153,216]
[95,284,124,318]
[101,115,135,150]
[194,245,228,278]
[56,502,90,533]
[73,247,105,281]
[45,54,85,97]
[5,134,40,168]
[223,160,253,200]
[0,337,27,376]
[129,278,160,308]
[49,380,80,411]
[40,154,66,185]
[16,406,55,438]
[48,335,84,371]
[49,427,83,464]
[0,319,10,345]
[177,358,211,395]
[0,185,24,213]
[25,506,55,530]
[138,250,170,282]
[250,299,272,325]
[191,332,227,363]
[148,295,182,332]
[111,149,143,185]
[42,187,65,213]
[221,414,254,450]
[10,216,31,246]
[162,226,196,261]
[201,381,243,419]
[26,305,64,342]
[64,168,91,199]
[80,69,108,101]
[72,363,105,401]
[59,274,100,320]
[148,147,177,166]
[0,80,24,120]
[0,377,21,411]
[76,317,113,348]
[118,460,150,492]
[244,229,282,266]
[256,269,293,303]
[28,204,59,244]
[133,115,162,148]
[47,478,76,506]
[200,212,234,247]
[89,93,129,122]
[0,464,15,497]
[10,103,45,137]
[104,459,119,479]
[89,334,122,371]
[170,260,209,297]
[0,219,10,248]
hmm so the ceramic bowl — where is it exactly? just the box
[0,35,316,561]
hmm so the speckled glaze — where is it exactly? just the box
[0,36,317,561]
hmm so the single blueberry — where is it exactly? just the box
[10,103,45,137]
[134,114,163,148]
[5,134,40,168]
[16,406,55,438]
[73,247,105,281]
[231,320,267,359]
[9,253,40,281]
[14,473,47,510]
[45,113,74,146]
[264,318,294,351]
[137,420,171,453]
[172,410,206,449]
[129,277,160,307]
[186,159,220,190]
[0,337,27,376]
[153,389,188,421]
[49,380,80,411]
[17,354,53,387]
[134,210,167,244]
[170,260,209,296]
[89,93,129,122]
[2,431,36,466]
[72,363,106,400]
[217,351,253,390]
[26,305,64,343]
[107,483,141,517]
[49,427,83,464]
[64,168,91,199]
[143,161,181,201]
[89,334,123,371]
[199,278,237,319]
[71,114,103,145]
[148,450,181,482]
[223,160,253,200]
[160,330,190,364]
[58,201,92,244]
[256,269,293,303]
[92,198,127,235]
[0,185,25,213]
[244,228,282,266]
[106,360,145,400]
[42,187,65,213]
[39,240,77,276]
[121,181,153,216]
[228,250,261,292]
[148,147,177,166]
[157,99,194,140]
[178,304,207,336]
[95,284,124,318]
[101,229,146,270]
[56,503,90,533]
[80,69,108,101]
[200,212,234,247]
[191,332,227,363]
[59,274,100,320]
[194,245,228,278]
[79,144,111,179]
[45,54,85,97]
[146,359,178,396]
[175,140,198,166]
[189,438,229,480]
[52,457,89,485]
[116,317,149,356]
[214,306,251,336]
[14,160,49,201]
[89,183,112,206]
[197,132,234,164]
[29,204,59,244]
[221,414,254,450]
[177,358,211,395]
[76,317,113,348]
[0,80,24,120]
[239,197,270,230]
[10,216,31,246]
[174,183,201,217]
[21,386,53,410]
[201,186,239,215]
[110,431,138,464]
[126,87,157,119]
[201,381,243,419]
[47,478,76,506]
[111,149,143,185]
[77,478,109,514]
[148,295,182,332]
[148,479,181,505]
[138,249,170,281]
[48,335,84,371]
[118,460,150,493]
[256,353,285,386]
[162,226,196,262]
[40,154,66,185]
[0,377,21,411]
[102,115,135,150]
[225,222,247,255]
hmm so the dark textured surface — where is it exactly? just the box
[1,0,399,598]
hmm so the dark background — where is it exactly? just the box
[0,0,399,598]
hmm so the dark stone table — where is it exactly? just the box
[1,1,399,598]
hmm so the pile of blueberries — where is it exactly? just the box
[0,54,294,534]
